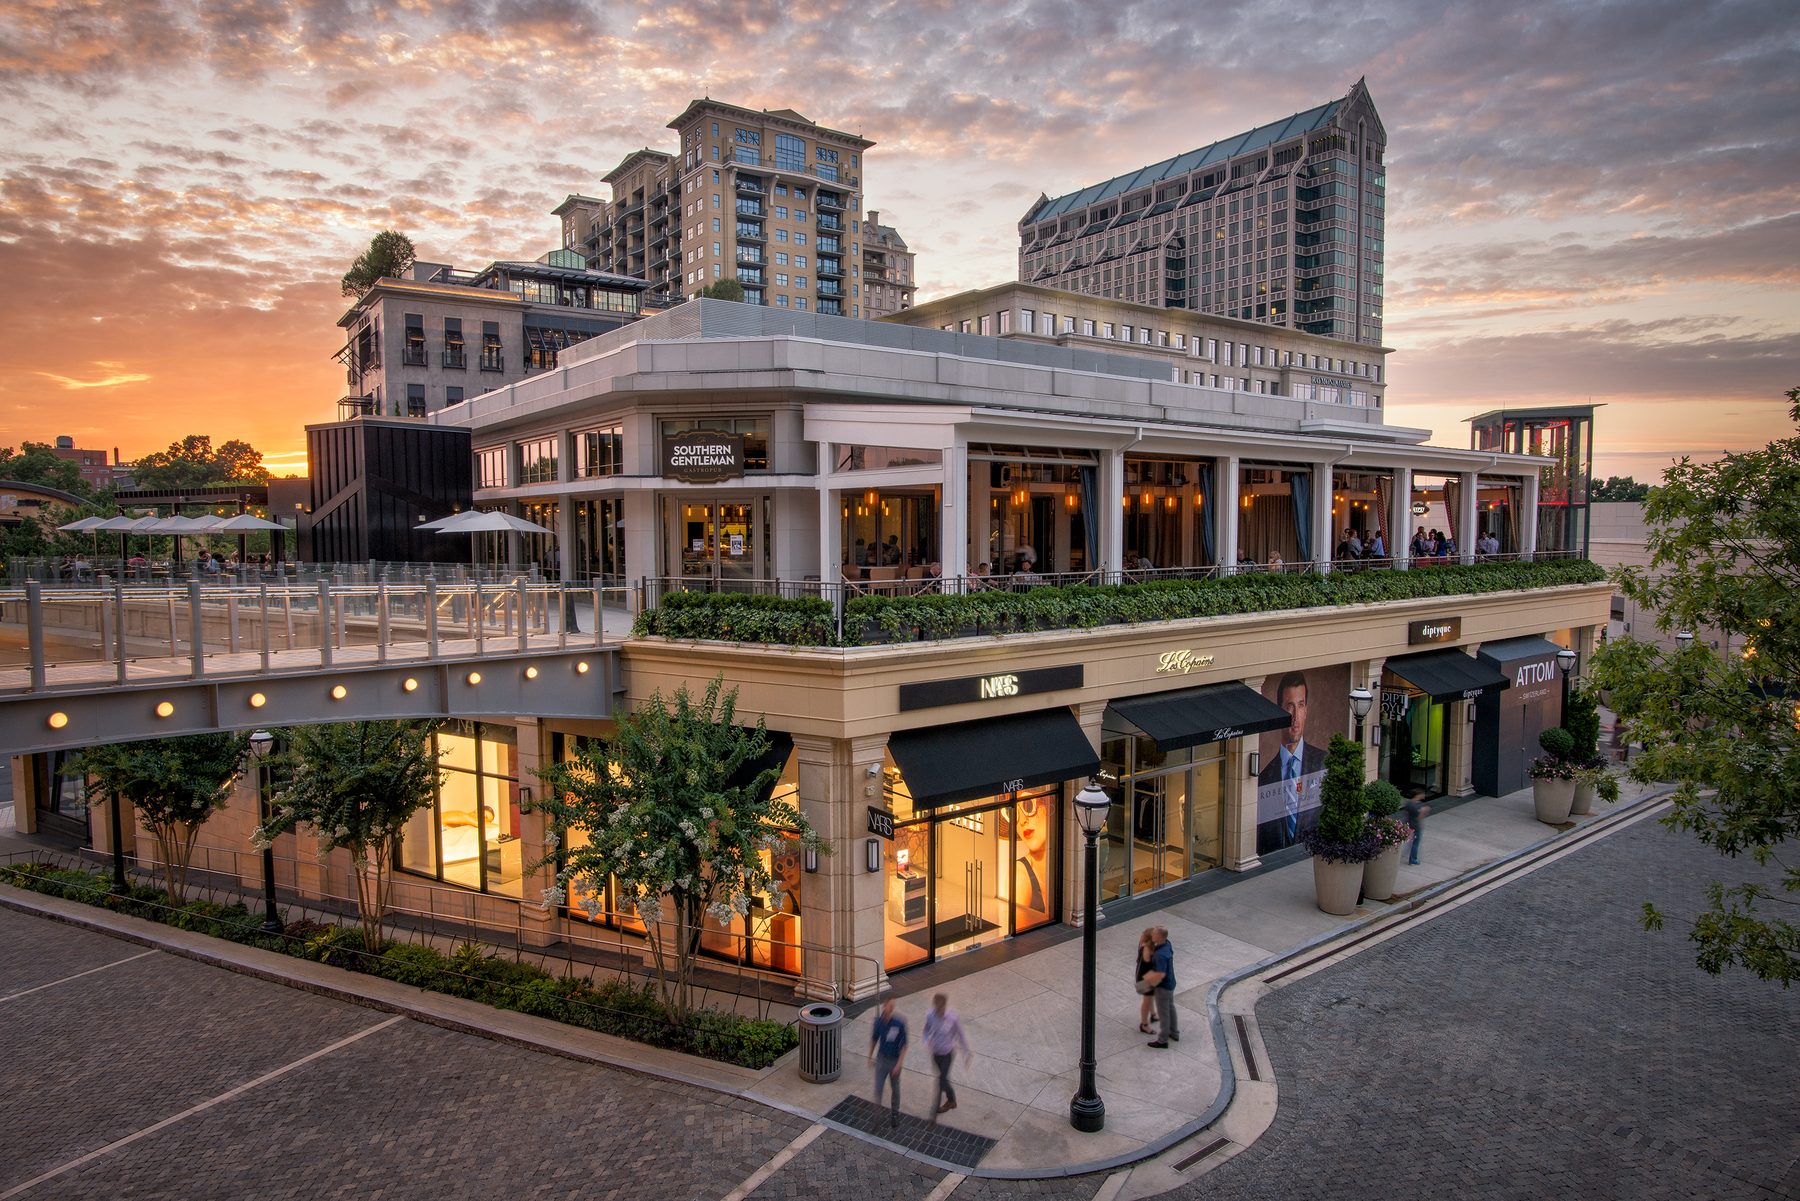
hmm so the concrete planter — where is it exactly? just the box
[1532,777,1577,824]
[1362,842,1405,902]
[1570,782,1596,816]
[1313,855,1365,916]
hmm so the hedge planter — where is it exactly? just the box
[1361,842,1405,902]
[1569,782,1596,816]
[1313,856,1365,915]
[1532,778,1577,824]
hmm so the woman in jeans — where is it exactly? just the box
[1136,928,1158,1034]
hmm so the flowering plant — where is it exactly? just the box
[1527,755,1577,781]
[1302,824,1384,864]
[1365,813,1413,850]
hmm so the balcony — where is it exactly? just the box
[815,213,842,232]
[816,298,843,315]
[735,199,765,216]
[816,280,842,297]
[401,344,427,367]
[736,268,766,286]
[737,248,767,265]
[441,349,467,370]
[817,260,843,278]
[815,190,843,211]
[479,350,504,372]
[736,177,764,194]
[735,222,766,243]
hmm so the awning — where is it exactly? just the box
[1475,636,1564,666]
[887,709,1100,811]
[1385,649,1511,704]
[1107,682,1292,752]
[724,729,794,799]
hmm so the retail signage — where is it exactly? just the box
[1154,649,1216,675]
[1380,688,1411,721]
[866,806,896,840]
[1408,616,1461,645]
[1309,375,1354,387]
[663,431,744,483]
[897,664,1084,712]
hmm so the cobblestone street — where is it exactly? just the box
[3,817,1794,1200]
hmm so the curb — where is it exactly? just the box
[1,786,1674,1183]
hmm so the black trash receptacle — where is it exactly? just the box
[796,1002,844,1083]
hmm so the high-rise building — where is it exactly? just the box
[860,211,917,318]
[1016,79,1386,346]
[560,102,879,315]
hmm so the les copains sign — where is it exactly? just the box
[898,664,1084,712]
[663,431,744,483]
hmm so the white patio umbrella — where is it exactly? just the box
[57,516,108,532]
[93,515,159,563]
[428,509,555,573]
[212,514,288,531]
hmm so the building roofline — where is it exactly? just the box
[551,194,607,215]
[601,148,676,186]
[338,278,531,327]
[664,98,876,150]
[0,479,90,506]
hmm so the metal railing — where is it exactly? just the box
[9,559,563,589]
[14,843,886,1013]
[0,574,626,694]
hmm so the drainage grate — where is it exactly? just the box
[823,1094,997,1169]
[1173,1136,1231,1172]
[1234,1014,1261,1082]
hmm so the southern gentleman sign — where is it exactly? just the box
[897,664,1084,712]
[663,431,744,483]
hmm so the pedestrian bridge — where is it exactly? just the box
[0,578,627,756]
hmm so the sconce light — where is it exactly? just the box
[524,665,539,679]
[249,692,267,708]
[865,838,881,873]
[1467,705,1478,724]
[518,786,534,812]
[1247,751,1260,777]
[47,712,68,729]
[331,685,348,700]
[804,848,819,873]
[403,678,418,692]
[155,701,175,718]
[1371,726,1382,746]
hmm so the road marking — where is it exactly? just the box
[1090,1169,1132,1201]
[923,1172,967,1200]
[0,951,157,1003]
[719,1122,826,1201]
[0,1015,404,1199]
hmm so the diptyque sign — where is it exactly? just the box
[897,664,1084,711]
[1408,616,1462,645]
[663,431,744,483]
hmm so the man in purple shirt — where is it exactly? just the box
[922,992,972,1122]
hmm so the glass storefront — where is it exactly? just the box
[879,752,1061,973]
[966,445,1096,576]
[1096,724,1226,902]
[573,497,626,584]
[1378,676,1448,798]
[1124,457,1216,571]
[663,496,772,583]
[842,489,941,577]
[399,721,523,897]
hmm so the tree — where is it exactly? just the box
[1591,475,1653,502]
[0,442,91,497]
[255,721,442,953]
[695,280,745,303]
[341,231,417,299]
[1592,385,1800,985]
[132,435,272,489]
[534,676,826,1024]
[1314,733,1370,843]
[64,734,252,906]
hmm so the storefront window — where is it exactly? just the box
[1124,458,1216,570]
[1099,723,1226,902]
[518,499,559,578]
[398,721,523,897]
[669,498,763,582]
[1379,674,1448,798]
[842,490,940,578]
[574,498,626,584]
[966,447,1097,575]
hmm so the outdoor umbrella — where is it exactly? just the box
[94,515,158,564]
[213,513,287,566]
[149,515,211,564]
[428,509,555,572]
[57,516,108,532]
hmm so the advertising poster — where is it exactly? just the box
[1255,663,1351,855]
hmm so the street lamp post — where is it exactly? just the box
[1069,777,1110,1133]
[1349,686,1374,743]
[107,790,131,897]
[1556,647,1578,729]
[249,730,282,935]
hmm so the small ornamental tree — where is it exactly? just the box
[255,721,442,953]
[534,675,827,1025]
[64,733,252,906]
[1565,688,1602,763]
[1304,734,1381,863]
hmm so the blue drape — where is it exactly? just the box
[1196,463,1216,565]
[1079,466,1099,569]
[1290,471,1313,564]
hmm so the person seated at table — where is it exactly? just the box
[925,561,943,578]
[1368,531,1386,559]
[1267,554,1285,571]
[1133,553,1154,571]
[881,535,904,566]
[1015,544,1037,571]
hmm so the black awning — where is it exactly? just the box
[887,709,1100,811]
[1107,682,1292,752]
[724,729,794,799]
[1386,649,1511,704]
[1475,635,1565,667]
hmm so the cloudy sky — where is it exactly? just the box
[2,0,1795,479]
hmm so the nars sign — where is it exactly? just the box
[1408,616,1462,645]
[662,430,744,483]
[898,664,1084,711]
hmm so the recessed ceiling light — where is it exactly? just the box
[155,701,175,718]
[249,693,266,708]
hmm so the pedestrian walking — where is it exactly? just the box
[1402,789,1430,865]
[868,998,907,1126]
[1145,926,1179,1048]
[922,993,972,1123]
[1135,928,1158,1034]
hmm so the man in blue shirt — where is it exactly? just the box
[868,998,908,1125]
[1145,926,1179,1048]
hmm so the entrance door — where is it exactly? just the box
[1132,772,1191,893]
[934,812,1002,957]
[676,501,759,584]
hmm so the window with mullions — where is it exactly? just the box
[518,437,558,484]
[398,721,523,897]
[660,417,770,471]
[774,133,805,172]
[442,318,465,368]
[403,314,426,365]
[735,128,760,146]
[816,147,838,164]
[576,425,624,477]
[475,446,507,489]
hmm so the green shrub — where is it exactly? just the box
[1314,734,1369,843]
[723,1017,798,1069]
[373,942,449,989]
[1565,688,1601,761]
[1538,727,1575,761]
[1363,779,1404,818]
[633,591,837,645]
[168,900,250,938]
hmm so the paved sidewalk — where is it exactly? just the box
[747,776,1662,1174]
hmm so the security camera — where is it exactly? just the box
[866,763,880,777]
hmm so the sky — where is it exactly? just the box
[1,0,1796,481]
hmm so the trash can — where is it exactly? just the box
[796,1002,844,1083]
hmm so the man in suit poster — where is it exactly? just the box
[1256,665,1349,855]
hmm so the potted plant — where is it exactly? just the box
[1563,688,1604,814]
[1529,727,1579,824]
[1359,779,1409,902]
[1302,735,1382,915]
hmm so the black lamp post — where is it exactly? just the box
[249,730,282,935]
[1349,686,1374,743]
[107,789,131,897]
[1069,777,1110,1133]
[1556,647,1577,729]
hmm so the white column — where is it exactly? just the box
[1459,470,1479,565]
[1217,455,1239,572]
[1390,466,1412,569]
[623,491,657,612]
[1312,462,1335,573]
[554,493,575,582]
[819,480,841,585]
[943,444,968,579]
[1102,448,1125,575]
[1520,473,1540,561]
